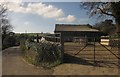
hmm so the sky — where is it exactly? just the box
[2,0,115,33]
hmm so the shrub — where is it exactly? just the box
[2,35,16,50]
[20,39,26,55]
[37,41,62,68]
[21,40,62,68]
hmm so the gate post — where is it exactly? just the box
[37,34,39,43]
[60,32,64,63]
[118,32,120,70]
[93,37,96,63]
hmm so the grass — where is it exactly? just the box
[16,33,51,37]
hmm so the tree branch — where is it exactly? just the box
[0,8,7,16]
[97,7,115,17]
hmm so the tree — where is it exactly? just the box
[2,19,13,39]
[0,3,15,49]
[80,2,120,34]
[0,4,13,40]
[94,19,116,35]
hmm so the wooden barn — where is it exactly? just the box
[54,24,104,43]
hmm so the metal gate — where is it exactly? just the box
[64,36,120,68]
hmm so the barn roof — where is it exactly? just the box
[54,24,99,32]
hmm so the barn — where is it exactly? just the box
[54,24,104,43]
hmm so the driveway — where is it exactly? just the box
[2,46,53,75]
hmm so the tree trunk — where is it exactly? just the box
[111,2,120,67]
[116,18,120,35]
[111,2,120,35]
[116,18,120,69]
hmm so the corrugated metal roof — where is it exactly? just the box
[54,24,99,32]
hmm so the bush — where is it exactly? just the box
[21,40,62,68]
[20,39,26,52]
[2,35,16,50]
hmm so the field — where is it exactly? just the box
[64,42,119,68]
[15,33,51,36]
[53,42,119,75]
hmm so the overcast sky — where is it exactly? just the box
[2,0,114,33]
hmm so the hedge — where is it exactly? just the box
[20,39,62,68]
[2,35,16,50]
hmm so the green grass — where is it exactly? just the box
[15,33,51,37]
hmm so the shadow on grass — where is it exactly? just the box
[63,53,119,68]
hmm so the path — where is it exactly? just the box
[2,46,53,75]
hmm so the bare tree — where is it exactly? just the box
[0,4,7,16]
[2,19,13,37]
[80,2,120,34]
[0,3,13,39]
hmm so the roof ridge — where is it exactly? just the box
[55,24,99,32]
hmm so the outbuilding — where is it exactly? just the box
[54,24,104,52]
